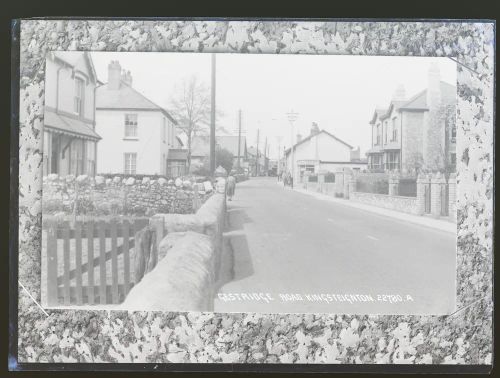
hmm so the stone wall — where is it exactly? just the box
[42,174,212,217]
[349,192,419,215]
[121,191,227,311]
[121,231,215,312]
[154,191,227,283]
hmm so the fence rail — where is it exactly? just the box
[43,216,162,306]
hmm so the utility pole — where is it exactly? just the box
[256,129,260,176]
[210,53,216,175]
[286,110,299,186]
[237,109,242,171]
[264,136,268,176]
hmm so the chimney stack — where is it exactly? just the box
[392,84,406,101]
[108,60,122,90]
[121,69,133,87]
[310,122,320,136]
[427,62,441,109]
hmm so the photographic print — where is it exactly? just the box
[40,52,458,315]
[13,19,493,369]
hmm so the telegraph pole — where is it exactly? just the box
[256,129,260,176]
[264,136,268,176]
[286,110,299,185]
[210,53,216,175]
[237,109,242,171]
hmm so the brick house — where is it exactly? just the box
[95,61,186,177]
[42,52,101,176]
[366,63,457,175]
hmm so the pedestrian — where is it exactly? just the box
[226,173,236,201]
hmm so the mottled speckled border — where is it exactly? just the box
[12,20,494,369]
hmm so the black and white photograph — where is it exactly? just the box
[40,51,458,315]
[14,19,493,368]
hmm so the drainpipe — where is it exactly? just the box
[56,65,64,113]
[400,112,403,173]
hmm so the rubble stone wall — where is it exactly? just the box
[42,174,211,216]
[349,191,419,215]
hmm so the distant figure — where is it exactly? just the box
[226,174,236,201]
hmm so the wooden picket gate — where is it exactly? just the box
[43,216,164,306]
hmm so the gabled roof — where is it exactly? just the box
[398,81,456,111]
[216,135,247,157]
[284,130,353,156]
[52,52,97,83]
[96,83,177,124]
[380,100,407,120]
[369,108,388,124]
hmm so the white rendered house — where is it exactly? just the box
[95,61,186,176]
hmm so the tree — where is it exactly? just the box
[215,147,234,174]
[169,75,211,171]
[193,147,234,176]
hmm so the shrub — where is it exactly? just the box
[324,172,336,183]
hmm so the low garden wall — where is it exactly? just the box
[121,231,215,311]
[122,191,227,311]
[349,191,419,215]
[42,174,212,217]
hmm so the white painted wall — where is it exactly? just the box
[95,110,164,175]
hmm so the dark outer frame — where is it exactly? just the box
[10,19,494,372]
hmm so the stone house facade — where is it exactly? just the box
[95,61,185,177]
[366,63,457,175]
[43,52,101,177]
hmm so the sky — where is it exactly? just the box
[91,52,456,159]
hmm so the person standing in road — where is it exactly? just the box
[226,173,236,201]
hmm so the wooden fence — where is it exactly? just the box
[43,216,164,306]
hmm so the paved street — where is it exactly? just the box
[214,177,456,314]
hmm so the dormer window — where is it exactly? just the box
[74,77,85,116]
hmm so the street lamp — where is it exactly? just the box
[275,135,283,178]
[286,110,299,186]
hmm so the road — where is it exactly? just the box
[214,177,456,315]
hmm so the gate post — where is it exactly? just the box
[335,170,344,197]
[430,172,444,218]
[416,174,429,215]
[388,173,400,197]
[448,173,457,222]
[343,172,351,199]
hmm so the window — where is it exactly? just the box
[124,153,137,174]
[385,151,400,171]
[376,124,381,145]
[86,141,96,176]
[370,155,382,171]
[391,118,398,142]
[124,114,138,138]
[167,160,186,177]
[162,118,166,143]
[384,121,388,144]
[450,153,456,170]
[451,125,457,143]
[70,139,85,175]
[74,78,85,115]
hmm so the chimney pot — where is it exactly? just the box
[108,60,122,90]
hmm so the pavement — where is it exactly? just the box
[214,177,456,315]
[292,185,456,234]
